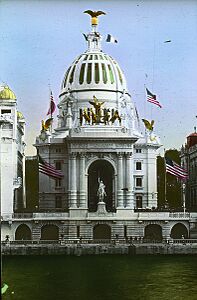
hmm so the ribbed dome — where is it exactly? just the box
[0,85,16,100]
[60,51,127,96]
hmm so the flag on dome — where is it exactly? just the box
[165,157,188,180]
[38,155,64,179]
[47,91,56,116]
[106,34,118,43]
[146,88,162,108]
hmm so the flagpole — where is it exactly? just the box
[182,182,186,215]
[164,149,167,208]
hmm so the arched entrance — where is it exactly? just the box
[93,224,111,240]
[170,223,188,239]
[88,159,115,212]
[144,224,162,241]
[15,224,32,240]
[41,224,59,240]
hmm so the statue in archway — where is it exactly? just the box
[97,180,107,202]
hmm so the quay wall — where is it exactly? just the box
[2,243,197,255]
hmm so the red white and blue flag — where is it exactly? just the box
[165,157,188,180]
[38,155,64,179]
[146,88,162,108]
[47,91,56,116]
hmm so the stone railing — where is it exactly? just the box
[169,212,190,218]
[2,238,197,246]
[12,213,33,219]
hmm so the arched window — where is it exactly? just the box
[69,65,76,84]
[144,224,162,241]
[79,64,85,84]
[101,64,107,83]
[93,224,111,240]
[41,224,59,240]
[87,63,92,84]
[108,65,114,84]
[63,66,71,88]
[170,223,188,239]
[95,63,99,84]
[116,66,123,84]
[15,224,32,240]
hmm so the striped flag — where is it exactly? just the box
[38,155,64,179]
[146,88,162,108]
[106,34,118,43]
[47,91,56,116]
[165,157,188,180]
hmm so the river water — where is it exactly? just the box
[2,255,197,300]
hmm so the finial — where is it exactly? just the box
[84,10,106,27]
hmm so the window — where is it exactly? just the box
[1,109,11,114]
[136,149,142,153]
[108,65,114,84]
[56,148,61,153]
[83,55,88,61]
[136,177,142,187]
[77,226,80,238]
[136,195,142,208]
[63,67,71,88]
[55,178,62,188]
[94,55,98,60]
[55,161,62,170]
[102,64,107,83]
[116,66,123,84]
[69,65,76,83]
[124,225,127,238]
[79,64,85,84]
[89,55,93,60]
[136,162,142,170]
[95,63,99,83]
[55,196,62,208]
[87,63,92,84]
[99,55,104,60]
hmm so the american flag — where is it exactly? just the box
[38,155,64,179]
[146,88,162,108]
[47,91,56,116]
[165,157,188,180]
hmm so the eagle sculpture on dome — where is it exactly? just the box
[84,10,106,25]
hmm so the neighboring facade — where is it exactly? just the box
[1,14,197,244]
[181,131,197,210]
[0,84,26,219]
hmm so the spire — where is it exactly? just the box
[83,10,106,52]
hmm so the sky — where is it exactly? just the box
[0,0,197,156]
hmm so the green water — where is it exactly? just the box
[2,255,197,300]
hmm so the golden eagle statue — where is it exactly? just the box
[84,10,106,25]
[142,119,154,131]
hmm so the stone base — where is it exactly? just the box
[97,202,107,215]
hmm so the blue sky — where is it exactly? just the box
[1,0,197,155]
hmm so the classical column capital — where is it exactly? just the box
[70,152,77,159]
[125,152,132,159]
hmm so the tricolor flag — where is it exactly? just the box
[106,34,118,43]
[47,91,56,116]
[165,157,188,180]
[146,88,162,108]
[38,155,64,179]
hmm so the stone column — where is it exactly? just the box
[117,153,124,207]
[125,152,133,209]
[69,153,77,208]
[79,153,86,207]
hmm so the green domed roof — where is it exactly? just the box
[0,85,16,100]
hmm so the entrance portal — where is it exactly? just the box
[88,160,115,212]
[170,223,188,239]
[93,224,111,240]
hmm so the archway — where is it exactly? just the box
[170,223,188,239]
[144,224,162,241]
[88,159,115,212]
[93,224,111,240]
[41,224,59,240]
[15,224,32,240]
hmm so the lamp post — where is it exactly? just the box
[182,183,186,214]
